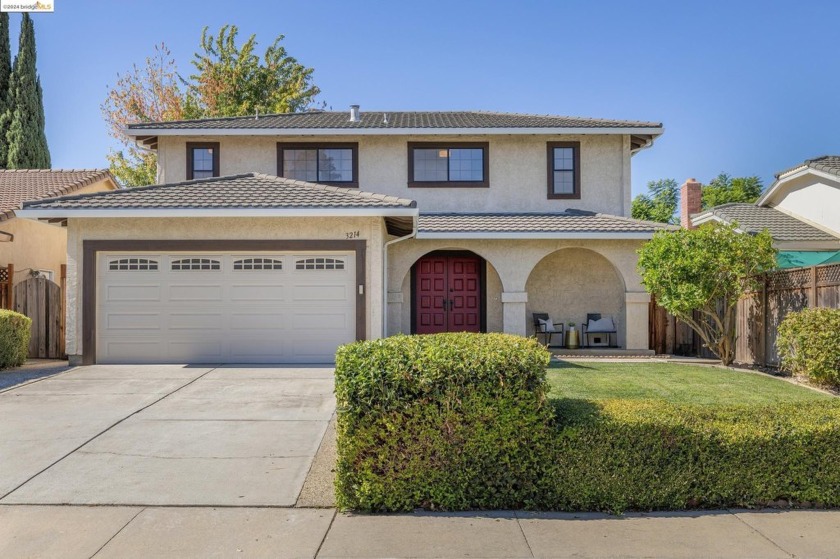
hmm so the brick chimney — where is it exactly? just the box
[680,178,702,229]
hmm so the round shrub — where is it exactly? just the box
[777,308,840,387]
[0,309,31,369]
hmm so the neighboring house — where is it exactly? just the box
[19,108,671,365]
[684,157,840,269]
[0,169,119,287]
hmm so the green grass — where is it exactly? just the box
[547,361,831,406]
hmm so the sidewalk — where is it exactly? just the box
[1,505,838,558]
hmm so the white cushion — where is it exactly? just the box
[587,317,615,331]
[538,318,556,332]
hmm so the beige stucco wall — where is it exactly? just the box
[65,216,385,358]
[386,237,650,349]
[768,174,840,236]
[0,179,117,286]
[158,134,632,216]
[0,218,66,284]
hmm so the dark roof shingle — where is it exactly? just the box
[695,203,838,242]
[775,155,840,179]
[22,173,415,211]
[418,212,675,236]
[127,110,662,132]
[0,169,116,220]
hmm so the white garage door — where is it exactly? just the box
[96,252,356,364]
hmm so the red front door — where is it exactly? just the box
[414,254,482,334]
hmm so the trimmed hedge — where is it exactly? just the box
[335,333,554,511]
[0,310,30,369]
[335,333,840,513]
[777,308,840,387]
[544,399,840,513]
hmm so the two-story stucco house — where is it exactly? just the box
[19,108,669,365]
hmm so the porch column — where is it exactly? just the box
[625,292,651,350]
[386,291,404,336]
[501,291,528,336]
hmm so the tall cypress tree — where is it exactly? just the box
[5,14,50,169]
[0,13,12,168]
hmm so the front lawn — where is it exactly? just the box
[547,360,830,406]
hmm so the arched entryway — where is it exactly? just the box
[409,250,489,334]
[525,247,626,346]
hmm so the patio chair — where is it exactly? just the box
[582,313,617,347]
[533,313,564,347]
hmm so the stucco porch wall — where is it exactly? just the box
[64,216,386,358]
[387,238,650,349]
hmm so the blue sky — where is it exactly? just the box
[6,0,840,195]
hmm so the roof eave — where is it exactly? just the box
[758,167,840,206]
[15,207,420,220]
[124,126,665,139]
[416,231,657,240]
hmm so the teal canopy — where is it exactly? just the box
[776,251,840,269]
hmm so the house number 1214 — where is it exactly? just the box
[345,231,360,239]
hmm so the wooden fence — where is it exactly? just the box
[736,263,840,366]
[650,262,840,365]
[13,267,65,359]
[0,264,13,310]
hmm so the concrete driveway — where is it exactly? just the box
[0,364,335,507]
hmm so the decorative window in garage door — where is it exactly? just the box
[108,258,159,271]
[295,257,345,270]
[171,258,221,271]
[233,257,284,271]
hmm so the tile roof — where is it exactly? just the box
[418,211,675,236]
[0,169,116,220]
[126,110,662,132]
[694,203,838,242]
[22,173,416,211]
[775,155,840,179]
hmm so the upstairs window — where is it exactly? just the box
[277,143,358,187]
[547,142,580,199]
[408,142,489,188]
[187,142,220,180]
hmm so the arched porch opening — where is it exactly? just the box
[525,247,627,347]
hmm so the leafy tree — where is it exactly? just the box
[631,178,679,224]
[4,14,50,169]
[103,26,320,186]
[102,44,186,186]
[187,25,319,117]
[702,173,763,209]
[638,222,776,365]
[0,13,11,168]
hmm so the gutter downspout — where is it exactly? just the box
[382,216,418,338]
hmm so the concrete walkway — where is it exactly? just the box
[1,506,838,558]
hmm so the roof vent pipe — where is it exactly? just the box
[349,104,360,122]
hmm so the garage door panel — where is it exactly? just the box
[169,312,225,330]
[100,340,163,363]
[169,284,224,301]
[230,284,285,301]
[229,312,288,330]
[104,312,161,330]
[104,285,161,302]
[98,252,356,364]
[292,284,351,302]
